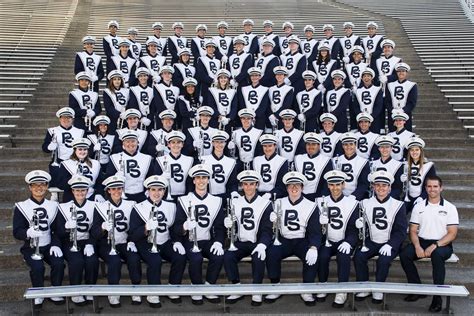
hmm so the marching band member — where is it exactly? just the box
[334,132,370,200]
[224,170,273,306]
[146,109,176,157]
[42,107,84,187]
[103,20,121,60]
[167,22,188,64]
[74,35,104,92]
[178,77,202,131]
[106,130,158,202]
[55,175,99,306]
[68,71,100,132]
[191,24,208,62]
[129,175,187,307]
[253,134,288,198]
[340,22,362,65]
[280,35,306,93]
[324,70,351,133]
[294,132,333,200]
[88,115,115,173]
[295,70,322,133]
[145,22,168,57]
[320,24,342,60]
[173,48,196,94]
[260,20,280,56]
[139,38,167,85]
[200,131,238,199]
[106,39,137,88]
[239,19,259,56]
[319,113,341,158]
[91,175,142,307]
[13,170,64,309]
[344,45,367,91]
[206,69,237,131]
[127,27,142,62]
[151,65,180,129]
[57,138,101,202]
[103,70,129,133]
[400,176,458,312]
[268,66,294,130]
[310,43,339,92]
[173,164,225,305]
[228,36,253,88]
[372,135,404,199]
[184,106,218,159]
[111,109,148,154]
[237,67,270,130]
[156,131,194,200]
[354,112,380,160]
[300,25,318,64]
[279,21,295,56]
[351,68,384,133]
[213,21,233,58]
[374,39,401,86]
[255,38,281,88]
[316,170,359,307]
[275,109,305,164]
[195,40,220,98]
[386,62,418,131]
[229,109,264,170]
[362,21,384,69]
[353,170,407,304]
[265,171,321,305]
[387,110,415,161]
[127,67,154,131]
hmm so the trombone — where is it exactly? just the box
[226,198,238,251]
[107,203,118,255]
[69,204,80,252]
[272,193,282,246]
[148,201,159,253]
[30,213,43,260]
[187,200,200,253]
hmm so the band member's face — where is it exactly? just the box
[264,25,273,33]
[426,179,443,200]
[218,75,229,87]
[153,28,161,36]
[304,78,315,89]
[241,116,252,129]
[244,24,252,33]
[109,25,117,35]
[242,181,258,196]
[193,176,209,191]
[393,118,406,129]
[358,120,370,132]
[362,74,373,85]
[197,29,206,37]
[322,120,334,132]
[122,138,138,154]
[287,183,302,199]
[72,188,87,201]
[98,123,108,134]
[161,71,172,81]
[29,182,48,200]
[84,42,94,52]
[378,145,392,159]
[250,74,260,85]
[112,77,122,89]
[374,182,390,199]
[138,74,149,85]
[367,27,377,36]
[333,77,343,88]
[305,30,313,39]
[320,49,329,58]
[168,139,183,154]
[383,45,393,56]
[218,27,226,36]
[199,114,211,125]
[174,27,183,36]
[235,43,244,52]
[353,51,363,62]
[149,186,165,202]
[212,140,225,153]
[119,45,129,55]
[397,70,407,81]
[282,117,294,129]
[128,33,137,41]
[262,44,273,54]
[284,26,293,35]
[342,142,356,156]
[328,182,344,197]
[262,143,276,156]
[75,147,88,160]
[162,118,174,129]
[59,116,73,128]
[206,46,215,55]
[185,84,196,94]
[148,44,157,54]
[127,117,139,129]
[305,142,320,155]
[324,29,333,37]
[181,54,190,63]
[289,42,299,52]
[275,73,285,84]
[409,146,421,161]
[108,187,123,200]
[78,79,90,89]
[344,27,353,36]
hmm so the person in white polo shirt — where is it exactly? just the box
[399,175,459,313]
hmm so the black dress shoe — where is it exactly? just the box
[192,298,203,305]
[251,300,262,306]
[109,302,121,308]
[404,294,427,302]
[205,296,221,304]
[371,298,383,305]
[148,302,162,308]
[332,302,344,308]
[169,297,182,304]
[429,296,442,313]
[49,298,65,306]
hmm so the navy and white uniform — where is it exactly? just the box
[228,51,253,87]
[267,196,321,283]
[372,157,403,199]
[317,195,359,283]
[320,36,342,60]
[129,198,186,285]
[406,160,437,203]
[279,34,293,56]
[232,127,263,167]
[139,53,166,80]
[253,152,288,198]
[310,59,339,90]
[224,194,273,284]
[295,87,322,132]
[112,128,148,154]
[352,84,384,132]
[74,51,104,92]
[344,61,368,89]
[206,86,238,128]
[103,34,121,60]
[146,127,173,157]
[362,34,384,68]
[200,153,238,199]
[340,34,362,60]
[128,40,143,62]
[275,128,305,163]
[128,84,155,130]
[57,159,101,202]
[68,88,101,131]
[280,51,307,92]
[88,133,115,170]
[386,79,418,131]
[354,196,407,282]
[268,84,294,128]
[255,53,281,87]
[156,153,194,199]
[173,62,196,94]
[103,87,130,133]
[319,130,341,158]
[177,94,202,130]
[333,153,370,200]
[259,33,280,55]
[213,34,234,57]
[300,38,318,63]
[55,200,99,286]
[91,199,141,285]
[387,128,415,161]
[13,198,64,288]
[294,152,332,200]
[151,82,180,128]
[375,55,401,85]
[238,85,270,130]
[195,54,220,97]
[167,34,188,64]
[355,130,380,160]
[190,36,207,61]
[173,192,225,285]
[107,54,137,87]
[184,125,218,159]
[239,32,259,56]
[324,87,351,133]
[145,35,168,56]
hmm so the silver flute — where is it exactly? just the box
[148,201,159,253]
[358,201,369,252]
[272,193,282,246]
[188,201,201,253]
[226,198,238,251]
[69,204,80,252]
[107,203,118,255]
[30,213,43,260]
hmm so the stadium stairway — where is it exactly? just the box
[0,0,472,309]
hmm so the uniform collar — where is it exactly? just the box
[60,124,73,131]
[396,128,406,135]
[170,153,182,160]
[212,151,224,160]
[376,195,391,204]
[380,156,392,164]
[330,194,344,203]
[147,197,163,207]
[29,196,46,205]
[109,199,122,207]
[289,195,304,205]
[344,153,357,160]
[73,199,87,208]
[245,193,258,203]
[193,191,208,200]
[307,151,320,159]
[265,151,277,161]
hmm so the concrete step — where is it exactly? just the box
[416,128,467,137]
[427,147,474,159]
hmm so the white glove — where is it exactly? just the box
[183,219,197,231]
[93,142,101,152]
[220,117,230,126]
[297,113,306,123]
[84,244,95,257]
[221,55,228,63]
[102,221,113,232]
[26,227,43,239]
[127,241,138,253]
[269,212,278,223]
[173,242,186,255]
[269,114,278,127]
[284,77,291,85]
[146,218,158,231]
[91,74,99,82]
[251,243,267,261]
[224,216,235,229]
[50,246,63,258]
[156,143,166,153]
[337,241,352,254]
[305,248,318,266]
[140,117,151,127]
[400,174,408,183]
[262,193,272,200]
[86,109,96,118]
[94,194,105,203]
[210,241,224,256]
[379,74,387,84]
[227,140,236,150]
[317,83,326,93]
[47,142,58,151]
[230,79,237,87]
[379,244,392,256]
[231,191,240,199]
[193,139,203,149]
[342,56,350,64]
[355,217,364,229]
[352,86,358,94]
[162,170,171,180]
[319,215,329,225]
[65,220,77,230]
[153,74,161,84]
[365,52,371,60]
